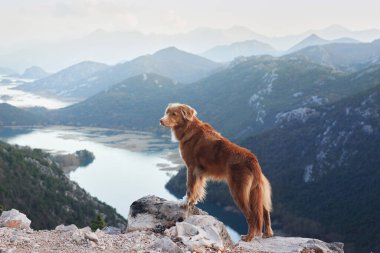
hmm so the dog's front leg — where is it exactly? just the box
[179,166,197,209]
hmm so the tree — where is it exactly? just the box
[90,213,106,231]
[0,204,3,215]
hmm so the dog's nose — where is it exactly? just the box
[160,119,163,125]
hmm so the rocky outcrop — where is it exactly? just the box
[0,209,31,229]
[0,195,344,253]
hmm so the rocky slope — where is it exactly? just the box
[0,195,344,253]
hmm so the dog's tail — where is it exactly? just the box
[261,174,272,212]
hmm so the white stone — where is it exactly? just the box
[55,224,78,232]
[0,209,31,229]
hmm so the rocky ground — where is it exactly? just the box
[0,195,344,253]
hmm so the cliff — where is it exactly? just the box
[0,195,344,253]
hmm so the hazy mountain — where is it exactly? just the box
[287,34,359,53]
[22,47,221,100]
[166,84,380,253]
[11,66,50,80]
[0,140,127,230]
[201,40,277,62]
[0,26,258,72]
[292,39,380,71]
[53,73,180,130]
[311,24,380,42]
[17,61,109,98]
[1,25,379,72]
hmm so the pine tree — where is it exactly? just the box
[90,213,107,231]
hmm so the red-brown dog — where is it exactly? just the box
[160,103,273,241]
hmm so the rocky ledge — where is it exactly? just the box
[0,195,344,253]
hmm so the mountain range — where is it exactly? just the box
[1,25,380,72]
[49,54,380,141]
[17,47,222,100]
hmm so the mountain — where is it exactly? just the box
[311,24,380,42]
[182,56,380,138]
[287,34,359,53]
[52,73,180,129]
[0,141,127,230]
[23,47,221,100]
[291,39,380,71]
[166,84,380,253]
[16,61,109,98]
[19,66,49,79]
[53,55,380,140]
[201,40,278,62]
[0,26,258,72]
[0,103,48,126]
[241,85,380,253]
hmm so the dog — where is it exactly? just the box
[160,103,273,241]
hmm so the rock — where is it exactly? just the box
[55,224,78,232]
[150,237,184,253]
[84,232,99,243]
[235,236,344,253]
[102,226,121,235]
[171,215,232,251]
[0,209,31,229]
[127,195,206,232]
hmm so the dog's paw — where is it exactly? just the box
[240,234,254,242]
[178,196,189,209]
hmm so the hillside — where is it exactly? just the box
[202,39,277,62]
[16,61,110,98]
[291,38,380,71]
[166,85,380,253]
[0,141,127,230]
[52,73,180,130]
[0,103,48,126]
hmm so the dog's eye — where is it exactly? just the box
[172,112,177,116]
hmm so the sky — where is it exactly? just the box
[0,0,380,49]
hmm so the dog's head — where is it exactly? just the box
[160,103,197,128]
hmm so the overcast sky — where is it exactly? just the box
[1,0,380,47]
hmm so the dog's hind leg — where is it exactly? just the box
[227,166,255,241]
[249,183,264,238]
[263,207,273,237]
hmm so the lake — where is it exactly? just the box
[0,126,242,241]
[0,74,241,240]
[0,75,74,109]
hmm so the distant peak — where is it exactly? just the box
[306,34,322,40]
[153,47,188,56]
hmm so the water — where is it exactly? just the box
[0,126,241,241]
[0,75,74,109]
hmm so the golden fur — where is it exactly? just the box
[160,103,273,241]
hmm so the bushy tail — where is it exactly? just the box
[261,174,272,212]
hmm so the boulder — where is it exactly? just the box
[235,236,344,253]
[170,215,233,251]
[55,224,78,232]
[0,209,31,229]
[127,195,206,231]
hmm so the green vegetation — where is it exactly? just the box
[0,141,126,230]
[0,103,49,126]
[0,204,3,215]
[90,213,107,231]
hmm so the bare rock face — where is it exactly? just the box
[235,236,344,253]
[128,195,233,251]
[0,209,31,229]
[127,195,206,231]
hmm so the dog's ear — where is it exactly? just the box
[180,104,197,121]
